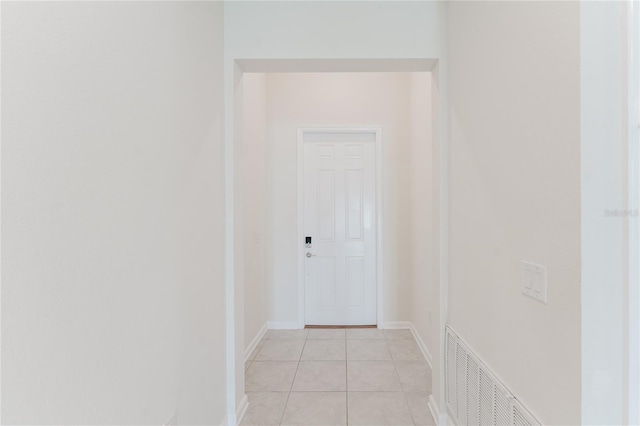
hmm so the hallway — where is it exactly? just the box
[2,1,637,425]
[242,328,434,426]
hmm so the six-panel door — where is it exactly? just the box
[303,141,376,325]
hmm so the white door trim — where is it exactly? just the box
[297,127,383,328]
[627,1,640,422]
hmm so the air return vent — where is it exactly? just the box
[445,325,541,426]
[446,331,457,409]
[456,342,468,425]
[513,403,539,426]
[466,357,480,425]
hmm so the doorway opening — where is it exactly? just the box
[226,61,446,425]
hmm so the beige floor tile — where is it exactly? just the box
[347,328,385,340]
[281,392,347,425]
[347,339,392,361]
[307,328,346,340]
[389,338,424,361]
[384,329,414,340]
[348,392,415,425]
[347,361,402,391]
[240,392,289,426]
[404,391,436,426]
[395,361,432,392]
[245,361,298,391]
[292,361,347,391]
[256,339,305,361]
[267,329,309,340]
[301,339,346,361]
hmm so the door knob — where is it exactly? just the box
[306,252,316,258]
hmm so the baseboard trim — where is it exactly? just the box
[445,407,455,426]
[245,323,268,363]
[220,393,249,426]
[409,323,433,369]
[236,394,249,426]
[381,321,411,329]
[428,394,440,425]
[267,321,301,330]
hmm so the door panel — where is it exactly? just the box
[317,170,336,241]
[317,257,336,307]
[303,138,376,325]
[345,170,364,241]
[346,256,365,307]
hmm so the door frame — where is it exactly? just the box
[225,59,447,426]
[296,127,383,328]
[627,0,640,421]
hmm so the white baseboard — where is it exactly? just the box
[245,323,268,363]
[409,323,433,369]
[382,322,433,369]
[236,394,249,426]
[428,394,440,425]
[381,321,411,329]
[220,393,249,426]
[444,407,455,426]
[267,321,301,330]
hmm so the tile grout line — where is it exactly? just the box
[387,331,422,426]
[278,331,307,426]
[345,329,349,426]
[257,329,429,425]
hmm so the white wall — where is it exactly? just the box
[242,74,269,351]
[231,63,247,422]
[224,1,446,61]
[447,2,581,424]
[581,2,629,424]
[408,73,436,367]
[264,72,413,326]
[1,2,226,424]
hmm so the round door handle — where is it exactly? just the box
[306,252,316,258]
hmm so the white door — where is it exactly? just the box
[303,138,377,325]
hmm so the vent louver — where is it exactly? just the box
[494,382,512,426]
[446,331,457,409]
[445,325,541,426]
[467,357,480,426]
[513,402,537,426]
[479,368,494,425]
[456,342,468,425]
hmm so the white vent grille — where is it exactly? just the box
[514,410,529,426]
[445,325,541,426]
[479,368,494,425]
[513,401,538,426]
[446,331,457,409]
[467,357,479,425]
[494,382,511,426]
[456,342,468,425]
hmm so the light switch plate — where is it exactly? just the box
[521,261,547,304]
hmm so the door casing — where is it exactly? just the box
[296,127,383,328]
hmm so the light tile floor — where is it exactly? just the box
[242,328,436,426]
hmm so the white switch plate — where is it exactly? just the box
[521,261,547,304]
